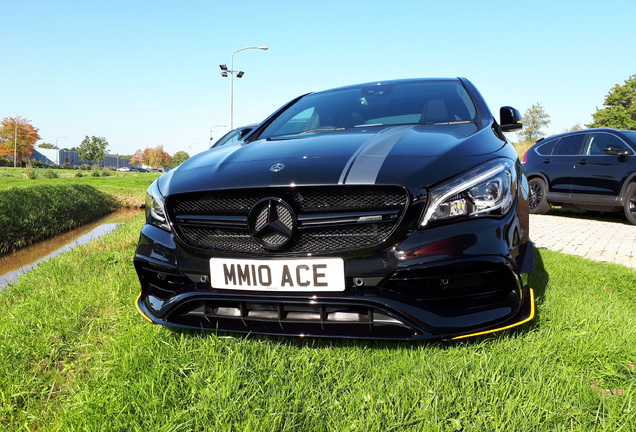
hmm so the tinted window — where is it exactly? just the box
[552,134,585,155]
[535,139,556,155]
[212,128,250,148]
[621,131,636,147]
[584,133,625,155]
[260,81,478,139]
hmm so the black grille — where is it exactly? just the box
[168,186,409,255]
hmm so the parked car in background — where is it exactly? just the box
[211,124,258,149]
[117,167,130,172]
[135,77,534,340]
[522,128,636,224]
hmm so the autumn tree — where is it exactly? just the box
[517,103,551,144]
[77,136,109,165]
[588,74,636,130]
[130,148,146,166]
[171,151,189,168]
[0,116,41,165]
[130,146,172,168]
[148,145,171,168]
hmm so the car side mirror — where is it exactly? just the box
[603,145,629,156]
[500,106,523,132]
[238,128,253,140]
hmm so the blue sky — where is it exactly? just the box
[2,0,635,156]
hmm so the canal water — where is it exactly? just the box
[0,208,142,290]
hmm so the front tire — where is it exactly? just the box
[624,183,636,225]
[528,178,551,214]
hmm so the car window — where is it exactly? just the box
[535,139,556,155]
[551,134,585,156]
[621,131,636,147]
[212,129,241,148]
[584,133,626,155]
[259,81,478,139]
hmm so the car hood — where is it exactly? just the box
[160,123,506,196]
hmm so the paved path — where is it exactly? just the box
[530,214,636,269]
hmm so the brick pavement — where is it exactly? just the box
[529,214,636,269]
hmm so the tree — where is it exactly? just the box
[38,142,58,149]
[130,146,172,168]
[0,116,41,165]
[517,103,551,143]
[564,123,584,132]
[588,74,636,130]
[171,151,189,168]
[147,145,171,169]
[77,136,109,165]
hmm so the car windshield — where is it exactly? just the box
[259,81,478,139]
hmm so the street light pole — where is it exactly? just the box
[209,124,225,147]
[220,46,268,129]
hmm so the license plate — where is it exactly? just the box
[209,257,345,292]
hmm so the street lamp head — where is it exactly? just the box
[257,46,268,51]
[219,64,228,71]
[236,71,244,78]
[220,71,228,77]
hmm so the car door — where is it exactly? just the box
[544,133,586,196]
[570,131,631,198]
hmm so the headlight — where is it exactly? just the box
[420,158,516,227]
[145,180,170,231]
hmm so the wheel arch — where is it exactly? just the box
[619,172,636,204]
[526,172,550,188]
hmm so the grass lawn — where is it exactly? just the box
[0,167,159,208]
[0,215,634,431]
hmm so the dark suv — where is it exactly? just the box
[522,128,636,224]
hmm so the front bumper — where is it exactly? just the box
[134,212,535,341]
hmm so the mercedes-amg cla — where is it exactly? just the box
[134,78,535,340]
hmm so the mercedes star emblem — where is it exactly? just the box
[270,163,286,172]
[248,198,296,250]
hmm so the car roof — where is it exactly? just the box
[308,77,464,96]
[535,127,625,144]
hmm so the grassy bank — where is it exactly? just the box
[0,167,158,254]
[0,217,634,431]
[0,184,119,254]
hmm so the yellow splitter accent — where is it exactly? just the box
[452,288,535,340]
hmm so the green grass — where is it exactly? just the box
[0,217,634,431]
[0,167,159,208]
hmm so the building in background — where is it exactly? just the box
[32,147,133,169]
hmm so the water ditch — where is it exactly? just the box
[0,208,142,290]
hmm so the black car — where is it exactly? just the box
[134,78,535,340]
[522,128,636,224]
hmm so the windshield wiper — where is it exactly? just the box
[299,127,345,134]
[420,120,474,125]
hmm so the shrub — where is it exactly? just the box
[91,170,101,177]
[42,170,59,179]
[25,168,38,179]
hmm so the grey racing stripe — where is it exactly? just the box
[338,125,412,184]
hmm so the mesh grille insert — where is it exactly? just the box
[168,186,409,255]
